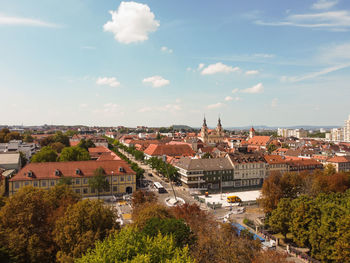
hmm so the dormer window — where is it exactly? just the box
[55,169,60,176]
[28,171,33,177]
[119,167,125,173]
[76,169,81,175]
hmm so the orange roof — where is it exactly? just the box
[144,144,195,157]
[247,136,271,146]
[70,141,80,147]
[264,155,286,164]
[88,146,111,153]
[10,160,135,181]
[327,156,350,163]
[96,152,121,161]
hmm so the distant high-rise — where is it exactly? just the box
[344,115,350,142]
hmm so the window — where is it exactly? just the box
[75,179,80,185]
[33,182,38,187]
[120,176,124,182]
[25,181,30,186]
[50,181,55,186]
[128,176,131,181]
[83,178,88,184]
[14,182,19,189]
[113,186,118,192]
[83,188,88,194]
[42,181,46,187]
[75,189,80,194]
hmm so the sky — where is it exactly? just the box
[1,0,350,127]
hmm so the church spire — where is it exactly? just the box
[203,115,207,127]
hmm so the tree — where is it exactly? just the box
[88,167,109,199]
[141,217,193,248]
[268,198,292,238]
[77,139,95,151]
[59,146,90,162]
[252,250,289,263]
[19,151,27,167]
[53,132,70,147]
[57,176,73,186]
[53,199,118,262]
[132,203,172,229]
[267,144,277,154]
[131,190,157,208]
[76,227,195,263]
[0,187,56,263]
[324,163,336,176]
[39,136,55,147]
[50,142,65,153]
[334,214,350,263]
[23,134,34,143]
[201,152,212,159]
[31,146,58,163]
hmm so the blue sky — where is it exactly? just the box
[1,0,350,127]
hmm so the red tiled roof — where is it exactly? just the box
[70,141,80,147]
[144,144,195,157]
[247,136,271,146]
[10,160,135,181]
[96,152,121,161]
[327,156,350,163]
[264,155,286,164]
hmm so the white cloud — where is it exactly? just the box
[312,0,338,10]
[319,42,350,63]
[201,62,240,75]
[0,14,59,27]
[245,70,259,75]
[186,67,192,71]
[271,98,278,108]
[241,83,264,94]
[225,96,233,101]
[143,75,170,88]
[232,88,239,94]
[198,63,205,70]
[96,77,120,88]
[161,46,173,53]
[138,107,152,113]
[103,1,160,44]
[207,102,224,109]
[224,96,241,102]
[281,63,350,82]
[255,10,350,31]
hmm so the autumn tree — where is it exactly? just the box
[53,199,118,263]
[132,203,172,229]
[50,142,65,153]
[131,189,157,208]
[252,250,289,263]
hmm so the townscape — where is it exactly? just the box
[2,0,350,262]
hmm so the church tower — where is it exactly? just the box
[200,117,208,143]
[249,126,255,139]
[216,117,223,135]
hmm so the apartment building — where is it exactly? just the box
[8,160,136,196]
[277,128,307,139]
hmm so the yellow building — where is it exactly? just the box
[9,160,136,197]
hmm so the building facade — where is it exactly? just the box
[9,160,136,196]
[199,117,225,144]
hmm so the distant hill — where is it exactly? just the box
[224,125,340,131]
[171,125,194,130]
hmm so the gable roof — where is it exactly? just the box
[327,156,350,163]
[144,144,195,157]
[10,160,135,181]
[175,157,232,171]
[247,136,271,146]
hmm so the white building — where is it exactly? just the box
[277,128,307,139]
[344,115,350,142]
[329,128,344,142]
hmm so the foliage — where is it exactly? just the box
[59,146,90,162]
[58,176,73,186]
[77,139,95,151]
[50,142,65,153]
[53,199,118,262]
[201,152,212,159]
[267,144,277,153]
[23,134,34,143]
[18,151,27,167]
[0,186,80,263]
[131,190,157,208]
[268,198,292,238]
[65,130,79,137]
[252,250,289,263]
[132,203,172,229]
[141,217,193,248]
[88,167,110,198]
[146,157,179,182]
[76,227,195,263]
[0,129,22,143]
[53,132,70,147]
[31,146,58,163]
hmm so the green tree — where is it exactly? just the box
[268,198,292,238]
[202,152,212,159]
[59,146,90,162]
[57,176,73,186]
[77,139,95,151]
[267,144,277,154]
[23,134,34,143]
[19,151,27,167]
[53,132,70,147]
[88,167,110,199]
[53,199,118,263]
[76,227,195,263]
[31,146,58,163]
[141,217,193,248]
